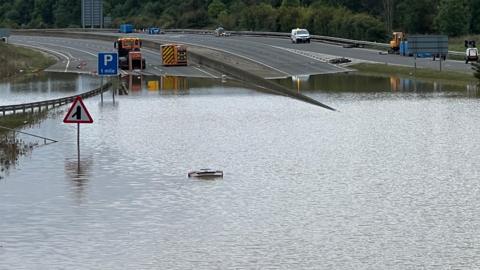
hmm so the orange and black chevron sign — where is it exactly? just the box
[162,46,176,65]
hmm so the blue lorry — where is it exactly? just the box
[119,24,133,33]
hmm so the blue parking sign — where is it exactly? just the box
[98,52,118,76]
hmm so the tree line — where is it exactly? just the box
[0,0,478,42]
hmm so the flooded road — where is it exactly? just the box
[0,73,100,105]
[1,74,480,269]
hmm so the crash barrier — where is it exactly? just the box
[164,29,465,57]
[13,28,465,57]
[0,81,111,116]
[0,125,58,144]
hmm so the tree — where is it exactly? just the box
[208,0,227,19]
[395,0,438,34]
[53,0,80,27]
[382,0,393,33]
[469,0,480,33]
[435,0,470,36]
[281,0,300,7]
[277,6,301,31]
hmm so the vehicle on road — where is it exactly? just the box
[465,47,478,64]
[214,27,230,37]
[291,28,310,43]
[161,44,188,66]
[389,31,405,54]
[148,27,164,35]
[114,37,146,70]
[119,24,133,34]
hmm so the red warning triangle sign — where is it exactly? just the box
[63,96,94,124]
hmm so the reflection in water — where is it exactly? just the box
[466,83,480,97]
[0,72,101,105]
[0,133,36,179]
[64,157,92,203]
[120,75,250,95]
[0,111,53,179]
[292,75,310,93]
[160,76,188,93]
[2,74,480,269]
[276,73,479,95]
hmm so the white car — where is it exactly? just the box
[291,28,310,43]
[465,47,478,64]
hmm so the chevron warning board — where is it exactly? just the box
[161,44,188,66]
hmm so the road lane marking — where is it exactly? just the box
[193,66,217,78]
[29,41,97,57]
[13,43,71,72]
[270,45,360,71]
[142,37,292,77]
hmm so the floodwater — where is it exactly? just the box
[0,72,100,106]
[1,73,480,269]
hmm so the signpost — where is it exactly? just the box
[82,0,103,28]
[0,28,10,43]
[63,96,94,165]
[97,52,118,103]
[409,35,449,72]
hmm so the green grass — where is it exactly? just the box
[0,112,48,135]
[449,35,480,52]
[350,63,476,85]
[0,42,56,79]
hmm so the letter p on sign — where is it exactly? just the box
[104,54,113,65]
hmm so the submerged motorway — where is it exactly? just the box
[11,31,473,80]
[2,31,480,269]
[1,70,480,269]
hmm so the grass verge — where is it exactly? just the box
[449,35,480,52]
[0,42,56,79]
[0,112,48,135]
[349,63,476,85]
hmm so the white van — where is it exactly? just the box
[465,47,478,64]
[291,28,310,44]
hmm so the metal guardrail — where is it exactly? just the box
[12,28,465,57]
[164,29,466,56]
[0,125,58,143]
[0,82,111,116]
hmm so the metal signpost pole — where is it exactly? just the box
[100,76,104,104]
[91,0,94,29]
[440,55,442,72]
[63,96,93,170]
[113,84,116,104]
[77,123,80,166]
[414,54,417,77]
[439,39,442,72]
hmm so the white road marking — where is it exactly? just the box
[269,45,375,71]
[29,41,97,57]
[13,43,71,72]
[193,66,217,78]
[143,37,292,77]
